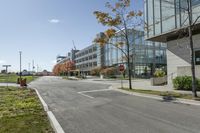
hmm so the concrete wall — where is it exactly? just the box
[177,66,200,78]
[167,34,200,87]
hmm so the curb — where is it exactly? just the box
[33,88,65,133]
[113,87,200,106]
[47,111,65,133]
[34,89,49,111]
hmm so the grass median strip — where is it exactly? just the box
[0,74,38,83]
[119,87,200,101]
[0,86,54,133]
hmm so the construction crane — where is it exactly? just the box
[72,40,76,50]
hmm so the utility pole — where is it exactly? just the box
[19,51,22,80]
[32,60,35,72]
[28,63,31,72]
[37,64,39,73]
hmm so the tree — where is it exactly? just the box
[52,64,62,76]
[100,67,117,77]
[91,67,102,76]
[93,0,143,89]
[52,60,75,76]
[64,60,76,76]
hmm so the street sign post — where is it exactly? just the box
[119,64,125,88]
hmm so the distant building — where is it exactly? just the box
[36,70,53,76]
[75,44,98,75]
[56,28,167,77]
[56,55,67,63]
[69,49,80,61]
[56,49,80,64]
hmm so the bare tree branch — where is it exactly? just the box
[192,15,200,26]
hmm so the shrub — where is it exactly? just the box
[90,67,102,76]
[154,70,166,77]
[173,76,200,91]
[100,67,117,77]
[108,75,117,79]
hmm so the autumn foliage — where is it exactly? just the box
[53,60,75,76]
[93,0,143,89]
[100,67,117,77]
[90,67,102,76]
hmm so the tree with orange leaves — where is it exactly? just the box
[64,60,75,75]
[52,64,62,76]
[93,0,143,89]
[53,60,75,76]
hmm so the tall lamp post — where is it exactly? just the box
[19,51,22,80]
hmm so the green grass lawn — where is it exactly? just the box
[0,74,38,83]
[120,87,200,101]
[0,86,54,133]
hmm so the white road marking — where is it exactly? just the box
[77,86,113,99]
[78,88,113,94]
[78,92,94,99]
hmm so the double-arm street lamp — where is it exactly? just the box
[2,65,11,73]
[2,65,11,88]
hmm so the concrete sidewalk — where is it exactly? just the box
[115,79,198,95]
[0,83,20,87]
[83,78,196,95]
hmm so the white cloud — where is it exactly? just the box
[49,19,60,24]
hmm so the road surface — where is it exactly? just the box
[30,76,200,133]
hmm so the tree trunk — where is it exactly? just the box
[127,55,132,89]
[188,0,197,97]
[127,38,132,89]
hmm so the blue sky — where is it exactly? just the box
[0,0,143,72]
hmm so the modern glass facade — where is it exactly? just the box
[104,29,167,77]
[145,0,200,86]
[145,0,200,40]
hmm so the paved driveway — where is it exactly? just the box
[30,76,200,133]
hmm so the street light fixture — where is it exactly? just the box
[19,51,22,80]
[2,65,11,73]
[2,65,11,88]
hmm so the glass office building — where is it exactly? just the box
[104,29,167,77]
[145,0,200,41]
[145,0,200,86]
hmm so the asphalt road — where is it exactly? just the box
[30,76,200,133]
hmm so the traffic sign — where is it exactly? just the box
[119,64,125,72]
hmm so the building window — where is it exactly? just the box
[192,0,200,6]
[195,50,200,65]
